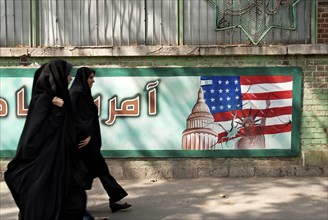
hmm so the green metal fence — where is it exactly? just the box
[0,0,316,47]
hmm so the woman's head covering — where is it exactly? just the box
[69,67,96,113]
[70,67,95,100]
[65,62,73,77]
[70,67,95,93]
[34,60,72,94]
[31,63,47,94]
[32,59,73,113]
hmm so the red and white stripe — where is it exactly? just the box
[212,75,293,143]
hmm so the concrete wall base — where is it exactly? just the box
[1,150,327,180]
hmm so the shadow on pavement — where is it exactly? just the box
[1,177,327,220]
[86,177,328,220]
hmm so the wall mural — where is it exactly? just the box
[183,75,293,150]
[0,67,301,158]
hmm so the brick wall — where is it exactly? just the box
[302,60,328,151]
[318,0,328,43]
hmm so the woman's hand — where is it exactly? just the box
[78,136,91,148]
[52,97,64,107]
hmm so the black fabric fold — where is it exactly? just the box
[69,67,128,202]
[4,59,79,220]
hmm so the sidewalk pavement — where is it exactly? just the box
[1,177,327,220]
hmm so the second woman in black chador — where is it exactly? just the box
[70,67,131,213]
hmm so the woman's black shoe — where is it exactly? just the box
[83,210,95,220]
[110,202,132,213]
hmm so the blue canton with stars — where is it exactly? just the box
[201,76,243,114]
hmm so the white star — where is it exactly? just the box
[218,80,222,84]
[227,104,231,109]
[211,106,216,111]
[225,80,229,85]
[226,96,231,101]
[235,95,240,100]
[210,97,215,102]
[210,89,215,94]
[225,88,230,93]
[220,105,224,110]
[235,87,239,92]
[234,79,239,84]
[218,89,223,93]
[219,97,223,101]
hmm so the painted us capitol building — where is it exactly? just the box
[182,88,218,150]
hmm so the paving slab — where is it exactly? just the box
[1,177,327,220]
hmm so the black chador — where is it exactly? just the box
[4,60,86,220]
[69,67,129,210]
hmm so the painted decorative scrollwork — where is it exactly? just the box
[208,0,301,44]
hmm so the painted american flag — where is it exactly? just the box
[200,75,293,149]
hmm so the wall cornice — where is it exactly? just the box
[0,44,327,57]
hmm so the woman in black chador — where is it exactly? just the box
[70,67,131,213]
[5,59,87,220]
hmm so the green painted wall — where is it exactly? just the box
[1,55,327,153]
[0,54,327,177]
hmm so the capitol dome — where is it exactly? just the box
[188,88,214,122]
[182,87,218,150]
